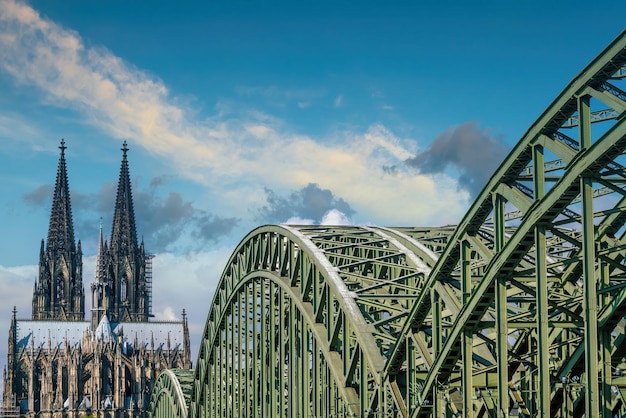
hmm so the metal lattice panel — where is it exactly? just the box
[189,225,453,417]
[386,29,626,418]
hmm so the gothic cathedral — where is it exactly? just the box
[3,141,192,417]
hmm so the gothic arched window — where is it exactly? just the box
[121,277,128,302]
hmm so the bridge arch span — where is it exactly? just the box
[189,225,453,417]
[151,30,626,418]
[149,369,195,418]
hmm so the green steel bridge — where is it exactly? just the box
[150,30,626,417]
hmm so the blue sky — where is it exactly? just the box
[0,0,625,379]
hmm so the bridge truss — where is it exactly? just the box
[150,30,626,417]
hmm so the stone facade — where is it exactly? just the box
[3,141,191,417]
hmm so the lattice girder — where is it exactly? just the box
[189,225,468,418]
[383,30,626,418]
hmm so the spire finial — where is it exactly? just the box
[59,139,67,156]
[122,141,129,157]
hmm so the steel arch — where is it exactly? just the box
[189,225,459,418]
[386,29,626,418]
[149,369,195,418]
[150,30,626,418]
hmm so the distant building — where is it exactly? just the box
[3,140,191,417]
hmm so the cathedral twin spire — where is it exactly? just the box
[33,140,83,320]
[93,141,151,324]
[110,142,139,257]
[33,140,150,324]
[46,140,77,256]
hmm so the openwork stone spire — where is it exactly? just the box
[95,219,106,283]
[32,140,84,320]
[97,141,150,322]
[90,221,109,329]
[110,141,138,256]
[46,139,75,254]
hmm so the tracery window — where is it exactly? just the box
[56,276,64,301]
[121,277,128,302]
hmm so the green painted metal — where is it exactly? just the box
[186,225,449,418]
[149,369,195,418]
[151,30,626,418]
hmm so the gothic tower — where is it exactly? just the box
[92,141,150,324]
[5,141,189,418]
[32,139,84,321]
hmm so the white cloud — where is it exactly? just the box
[151,248,233,361]
[321,209,351,225]
[0,113,43,146]
[153,306,179,321]
[0,0,469,227]
[283,216,315,225]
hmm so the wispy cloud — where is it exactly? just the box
[333,94,343,108]
[0,112,43,146]
[236,85,325,103]
[0,0,469,227]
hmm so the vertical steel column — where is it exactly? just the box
[222,326,227,416]
[579,94,600,418]
[209,347,215,417]
[236,292,243,418]
[493,193,509,416]
[582,173,600,417]
[600,261,613,418]
[218,327,224,416]
[269,282,277,416]
[461,239,474,418]
[278,287,285,416]
[312,335,319,417]
[432,288,442,416]
[304,323,311,418]
[408,334,417,413]
[533,144,551,417]
[260,279,267,417]
[231,302,236,418]
[289,299,297,417]
[359,351,366,416]
[253,280,259,418]
[245,287,251,418]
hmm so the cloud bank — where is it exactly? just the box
[0,0,470,228]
